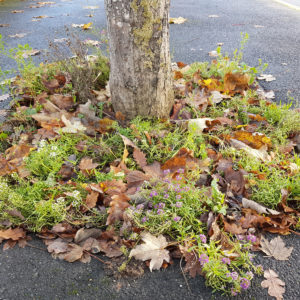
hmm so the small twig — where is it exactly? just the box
[84,250,109,265]
[180,256,193,295]
[26,243,48,252]
[289,229,300,236]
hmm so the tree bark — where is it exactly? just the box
[104,0,174,119]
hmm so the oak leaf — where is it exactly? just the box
[129,232,170,271]
[260,236,293,260]
[78,157,98,176]
[0,228,26,242]
[261,269,285,300]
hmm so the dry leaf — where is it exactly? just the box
[84,191,99,209]
[63,244,84,262]
[21,49,40,59]
[208,50,219,57]
[0,94,10,102]
[188,118,214,134]
[11,10,24,13]
[78,157,98,176]
[260,236,293,260]
[106,194,130,225]
[242,198,280,215]
[261,269,285,300]
[82,22,92,30]
[74,228,101,244]
[169,17,187,24]
[8,33,27,38]
[83,6,99,9]
[57,115,86,133]
[0,228,26,241]
[230,139,271,161]
[258,74,276,82]
[129,232,170,271]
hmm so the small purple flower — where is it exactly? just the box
[176,175,182,181]
[141,216,148,223]
[164,193,169,199]
[163,178,171,183]
[246,234,257,243]
[173,216,181,222]
[199,254,209,266]
[163,169,170,175]
[149,191,158,198]
[248,254,254,261]
[184,186,190,192]
[199,234,207,244]
[221,257,231,265]
[246,271,254,279]
[136,204,144,210]
[176,195,182,200]
[136,187,141,192]
[157,209,164,215]
[158,202,165,209]
[226,273,231,278]
[175,201,183,208]
[237,234,245,241]
[231,288,238,296]
[230,272,239,281]
[240,278,250,290]
[178,168,184,174]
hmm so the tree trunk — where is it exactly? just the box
[104,0,174,119]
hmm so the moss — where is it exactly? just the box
[131,0,161,69]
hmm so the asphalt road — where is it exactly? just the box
[0,1,300,299]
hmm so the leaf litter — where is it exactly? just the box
[0,46,299,297]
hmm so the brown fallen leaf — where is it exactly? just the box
[261,269,285,300]
[260,236,293,260]
[74,228,101,244]
[11,10,24,13]
[63,244,84,262]
[224,72,249,95]
[242,198,280,215]
[106,194,130,225]
[0,228,26,242]
[129,232,170,271]
[84,191,99,209]
[180,244,203,278]
[78,157,98,176]
[50,94,74,110]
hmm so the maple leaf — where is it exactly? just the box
[261,269,285,300]
[224,72,250,95]
[63,244,84,262]
[260,236,293,260]
[129,232,170,271]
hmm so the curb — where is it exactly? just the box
[273,0,300,10]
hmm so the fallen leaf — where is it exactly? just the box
[242,198,280,215]
[188,118,214,134]
[78,157,98,176]
[169,17,187,24]
[260,236,293,260]
[11,10,24,13]
[63,244,84,262]
[83,6,99,9]
[46,238,69,254]
[208,50,219,57]
[224,72,250,94]
[8,33,27,38]
[74,228,101,244]
[82,22,92,30]
[230,139,271,161]
[84,39,100,46]
[0,94,10,102]
[106,194,130,225]
[0,24,10,27]
[21,49,40,59]
[50,94,74,110]
[129,232,170,271]
[258,74,276,82]
[84,191,99,209]
[180,245,203,278]
[0,228,26,241]
[57,115,86,133]
[32,15,49,19]
[261,269,285,300]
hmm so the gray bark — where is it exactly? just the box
[104,0,174,119]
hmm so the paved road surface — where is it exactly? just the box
[0,1,299,299]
